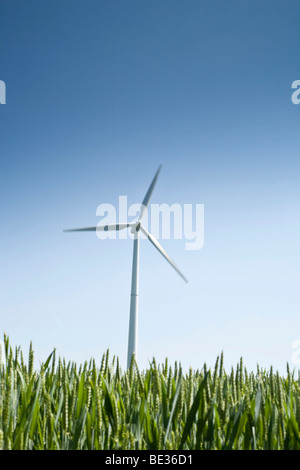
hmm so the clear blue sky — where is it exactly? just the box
[0,0,299,374]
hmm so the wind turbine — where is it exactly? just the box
[64,165,188,369]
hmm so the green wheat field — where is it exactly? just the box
[0,335,300,450]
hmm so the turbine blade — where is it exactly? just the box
[139,165,162,221]
[140,225,188,283]
[64,223,133,232]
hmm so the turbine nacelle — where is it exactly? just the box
[131,221,141,234]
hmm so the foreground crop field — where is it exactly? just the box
[0,336,300,450]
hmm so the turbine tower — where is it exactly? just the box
[64,165,188,369]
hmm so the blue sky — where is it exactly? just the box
[0,0,299,374]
